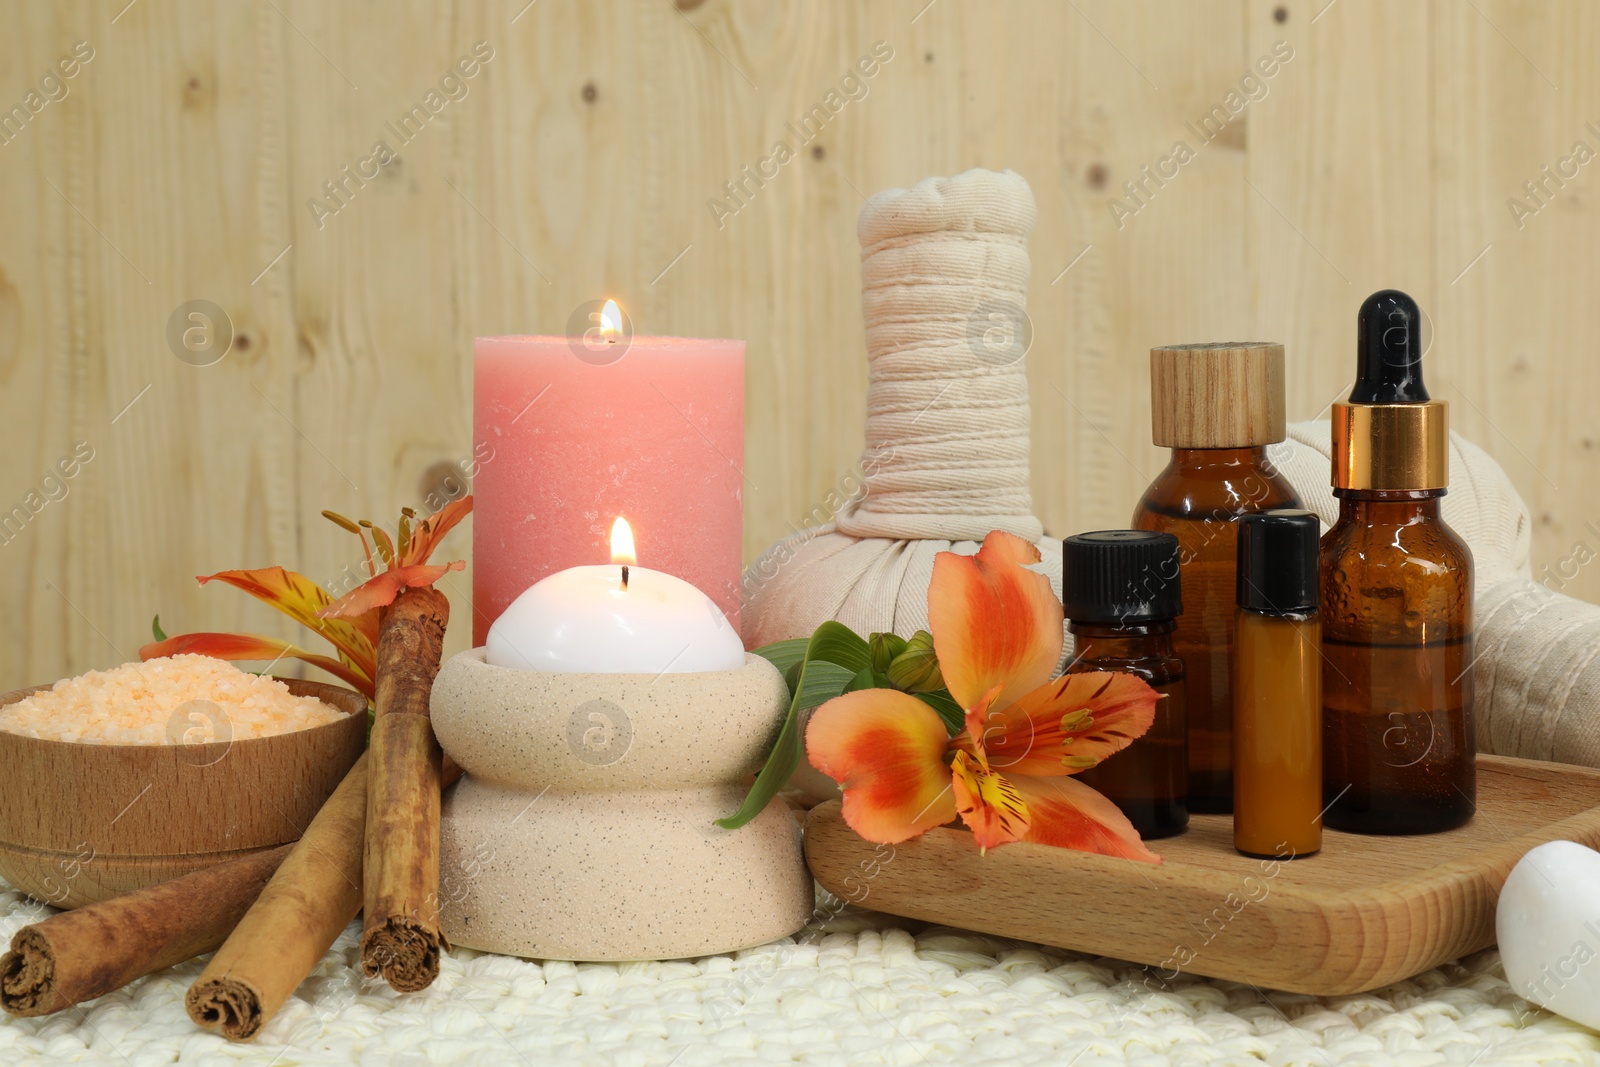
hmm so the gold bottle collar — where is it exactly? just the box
[1331,401,1449,491]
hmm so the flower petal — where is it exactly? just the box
[316,561,465,620]
[806,689,957,844]
[400,496,474,568]
[951,751,1029,853]
[953,684,1004,768]
[1011,775,1161,863]
[199,567,377,678]
[983,671,1160,777]
[929,531,1063,712]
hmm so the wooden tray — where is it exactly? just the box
[803,754,1600,995]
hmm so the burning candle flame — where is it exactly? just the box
[600,299,622,341]
[610,516,636,567]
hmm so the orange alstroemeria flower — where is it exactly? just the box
[140,496,471,699]
[805,530,1162,863]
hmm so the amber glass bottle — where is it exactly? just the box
[1061,530,1187,839]
[1322,290,1475,834]
[1233,510,1322,859]
[1133,343,1300,813]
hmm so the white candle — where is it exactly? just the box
[485,517,745,675]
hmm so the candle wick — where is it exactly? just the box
[620,564,629,591]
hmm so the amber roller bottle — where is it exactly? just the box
[1321,290,1475,835]
[1133,343,1301,813]
[1061,530,1187,839]
[1233,510,1322,859]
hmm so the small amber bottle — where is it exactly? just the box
[1322,290,1475,835]
[1233,510,1322,858]
[1061,530,1187,839]
[1133,343,1301,813]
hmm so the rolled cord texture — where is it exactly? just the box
[839,169,1042,545]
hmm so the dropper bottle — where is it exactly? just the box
[1321,290,1475,834]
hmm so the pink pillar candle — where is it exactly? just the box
[473,334,745,646]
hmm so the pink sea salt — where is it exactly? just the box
[0,654,347,744]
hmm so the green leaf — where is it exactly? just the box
[804,621,872,673]
[753,637,810,675]
[783,658,803,693]
[716,623,867,830]
[914,688,966,736]
[791,661,857,712]
[151,614,167,642]
[868,631,908,674]
[887,630,944,693]
[843,666,895,693]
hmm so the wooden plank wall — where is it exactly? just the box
[2,0,1596,687]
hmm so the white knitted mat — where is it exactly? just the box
[3,883,1597,1066]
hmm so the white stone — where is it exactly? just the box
[1495,839,1600,1028]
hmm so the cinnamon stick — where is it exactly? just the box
[186,753,369,1041]
[186,589,456,1038]
[361,586,450,992]
[0,844,290,1017]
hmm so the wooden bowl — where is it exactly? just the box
[0,677,367,909]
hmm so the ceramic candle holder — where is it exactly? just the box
[431,649,813,961]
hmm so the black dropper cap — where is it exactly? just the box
[1350,289,1429,403]
[1060,530,1182,624]
[1236,510,1320,614]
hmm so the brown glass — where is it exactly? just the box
[1233,608,1322,858]
[1320,489,1475,834]
[1068,621,1188,838]
[1132,446,1300,812]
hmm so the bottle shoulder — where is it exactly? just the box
[1321,510,1475,573]
[1134,458,1300,525]
[1320,512,1474,638]
[1066,655,1185,686]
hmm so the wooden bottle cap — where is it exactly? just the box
[1149,342,1287,448]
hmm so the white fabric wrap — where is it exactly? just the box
[742,168,1061,650]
